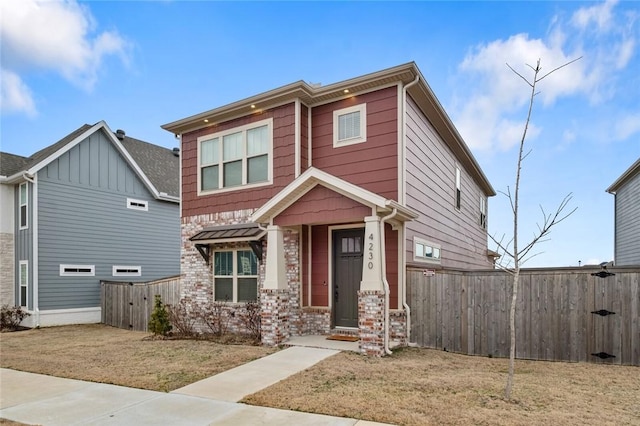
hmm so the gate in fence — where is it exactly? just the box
[407,267,639,366]
[101,276,180,332]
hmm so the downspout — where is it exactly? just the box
[400,75,419,345]
[22,172,39,327]
[380,208,398,355]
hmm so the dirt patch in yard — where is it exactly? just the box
[243,347,640,426]
[0,324,276,392]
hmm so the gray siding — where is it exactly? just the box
[14,182,33,309]
[405,96,490,269]
[37,130,180,310]
[615,171,640,265]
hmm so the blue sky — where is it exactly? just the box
[1,0,639,267]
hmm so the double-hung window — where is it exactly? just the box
[479,196,487,229]
[19,261,28,307]
[213,249,258,303]
[199,118,272,194]
[19,183,28,229]
[333,104,367,147]
[455,167,461,210]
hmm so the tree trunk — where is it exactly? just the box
[505,268,519,399]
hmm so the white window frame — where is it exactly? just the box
[212,248,259,303]
[413,237,442,264]
[455,166,461,210]
[479,196,487,229]
[19,182,28,230]
[197,118,274,196]
[112,265,142,277]
[333,104,367,147]
[60,264,95,277]
[127,198,148,211]
[19,260,28,308]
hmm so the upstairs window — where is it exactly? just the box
[455,167,461,210]
[60,265,95,276]
[112,266,142,277]
[213,249,258,303]
[127,198,148,211]
[19,183,28,229]
[414,237,441,264]
[333,104,367,147]
[198,118,272,194]
[480,196,487,229]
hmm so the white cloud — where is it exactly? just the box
[0,69,36,116]
[452,0,638,152]
[0,0,129,115]
[613,111,640,141]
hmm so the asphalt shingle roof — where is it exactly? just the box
[1,123,179,199]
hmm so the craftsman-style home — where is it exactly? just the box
[162,62,495,355]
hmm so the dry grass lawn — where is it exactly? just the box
[243,347,640,426]
[0,324,275,392]
[2,326,639,425]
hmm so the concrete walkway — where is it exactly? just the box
[1,346,392,426]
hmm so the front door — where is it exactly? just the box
[333,228,364,328]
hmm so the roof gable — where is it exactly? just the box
[607,158,640,194]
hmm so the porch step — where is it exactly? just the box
[330,328,359,337]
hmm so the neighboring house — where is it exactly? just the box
[0,121,180,327]
[606,157,640,266]
[162,62,495,355]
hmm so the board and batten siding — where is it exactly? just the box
[405,96,490,270]
[36,129,179,310]
[614,170,640,265]
[14,181,34,309]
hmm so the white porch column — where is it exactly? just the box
[263,225,287,290]
[360,215,383,291]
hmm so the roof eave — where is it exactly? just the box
[606,158,640,194]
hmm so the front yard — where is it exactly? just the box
[1,325,639,425]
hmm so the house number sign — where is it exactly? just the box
[368,233,374,269]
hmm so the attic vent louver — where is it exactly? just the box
[115,129,126,140]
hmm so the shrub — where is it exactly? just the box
[166,299,197,337]
[199,300,230,337]
[238,300,261,343]
[0,305,30,331]
[148,295,172,336]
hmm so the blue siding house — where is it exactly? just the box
[0,121,180,326]
[607,158,640,266]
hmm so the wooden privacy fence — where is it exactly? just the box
[408,267,640,366]
[101,276,180,332]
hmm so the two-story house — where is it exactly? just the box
[606,157,640,266]
[162,62,495,355]
[0,121,180,327]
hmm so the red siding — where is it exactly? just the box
[181,103,296,217]
[300,104,309,174]
[384,223,399,309]
[273,185,371,227]
[311,87,398,200]
[311,225,329,306]
[302,224,309,307]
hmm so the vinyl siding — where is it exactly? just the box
[615,171,640,265]
[14,182,33,309]
[37,130,179,310]
[405,96,490,270]
[311,87,398,200]
[181,103,296,217]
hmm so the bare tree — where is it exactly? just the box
[491,57,580,400]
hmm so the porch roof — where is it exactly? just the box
[189,222,266,244]
[250,167,418,225]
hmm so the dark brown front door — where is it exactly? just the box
[333,228,364,328]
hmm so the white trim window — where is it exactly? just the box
[333,104,367,147]
[19,260,28,307]
[198,118,273,194]
[213,249,258,303]
[414,237,441,264]
[112,265,142,277]
[19,182,28,229]
[127,198,148,211]
[479,196,487,229]
[60,265,95,276]
[455,167,461,210]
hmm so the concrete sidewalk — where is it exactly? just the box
[1,346,393,426]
